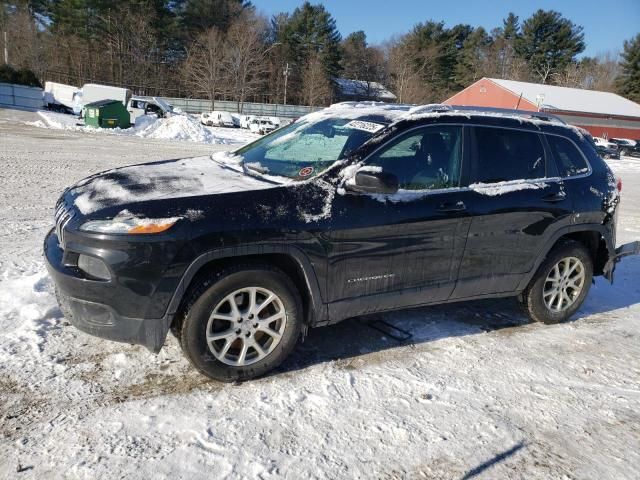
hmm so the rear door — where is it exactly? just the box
[326,124,473,314]
[452,125,574,299]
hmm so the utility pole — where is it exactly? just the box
[3,31,8,65]
[283,62,290,105]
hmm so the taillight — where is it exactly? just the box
[617,177,622,192]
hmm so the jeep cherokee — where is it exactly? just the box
[44,103,639,381]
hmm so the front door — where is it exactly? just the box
[325,125,472,317]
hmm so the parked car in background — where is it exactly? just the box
[201,111,235,128]
[610,138,638,156]
[128,96,174,122]
[593,136,617,150]
[595,144,620,159]
[249,117,277,135]
[45,103,639,381]
[239,115,255,129]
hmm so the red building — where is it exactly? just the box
[444,78,640,139]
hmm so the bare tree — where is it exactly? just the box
[223,13,269,112]
[301,52,332,106]
[554,52,620,91]
[2,5,49,77]
[182,27,227,109]
[100,5,163,94]
[386,37,439,103]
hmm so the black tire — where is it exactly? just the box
[179,265,303,381]
[520,240,593,324]
[620,148,629,156]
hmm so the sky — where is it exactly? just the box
[251,0,640,57]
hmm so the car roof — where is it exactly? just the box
[320,102,572,130]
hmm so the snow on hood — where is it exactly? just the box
[70,155,277,214]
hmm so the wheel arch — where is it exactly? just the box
[165,245,327,334]
[517,224,614,291]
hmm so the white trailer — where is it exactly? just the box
[81,84,132,109]
[43,81,81,114]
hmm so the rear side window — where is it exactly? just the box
[547,135,589,177]
[473,127,545,183]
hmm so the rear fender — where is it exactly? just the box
[516,224,615,291]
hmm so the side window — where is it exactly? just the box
[473,127,545,183]
[367,126,463,190]
[547,135,589,177]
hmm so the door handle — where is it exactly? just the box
[542,192,566,203]
[438,201,466,212]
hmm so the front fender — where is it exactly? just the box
[162,243,328,335]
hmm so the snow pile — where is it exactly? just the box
[133,114,219,143]
[32,111,259,145]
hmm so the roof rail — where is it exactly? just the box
[407,104,453,115]
[447,105,567,125]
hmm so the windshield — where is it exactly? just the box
[236,115,387,180]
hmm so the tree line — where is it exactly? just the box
[1,0,639,108]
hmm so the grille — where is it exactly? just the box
[54,201,75,247]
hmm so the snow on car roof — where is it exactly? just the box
[310,102,576,132]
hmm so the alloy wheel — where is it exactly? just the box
[543,257,586,312]
[205,287,287,366]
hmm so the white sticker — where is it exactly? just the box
[344,120,385,133]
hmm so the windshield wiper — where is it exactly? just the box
[241,161,283,185]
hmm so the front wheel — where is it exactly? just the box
[520,240,593,324]
[179,266,302,381]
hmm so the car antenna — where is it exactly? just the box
[515,92,523,110]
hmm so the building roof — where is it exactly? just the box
[333,78,397,101]
[488,78,640,118]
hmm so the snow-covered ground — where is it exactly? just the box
[28,110,260,145]
[1,108,639,479]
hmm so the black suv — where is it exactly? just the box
[609,138,640,157]
[45,103,639,381]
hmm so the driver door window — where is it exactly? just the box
[367,126,463,190]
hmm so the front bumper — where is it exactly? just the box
[44,228,173,353]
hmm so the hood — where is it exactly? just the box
[68,155,278,215]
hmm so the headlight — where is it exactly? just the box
[79,216,180,234]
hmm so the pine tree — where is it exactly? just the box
[491,12,521,79]
[178,0,252,36]
[616,34,640,103]
[279,2,342,78]
[454,26,491,87]
[515,9,585,84]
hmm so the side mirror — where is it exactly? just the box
[348,170,399,194]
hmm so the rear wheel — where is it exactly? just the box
[520,240,593,324]
[179,266,302,381]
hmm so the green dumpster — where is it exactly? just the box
[84,99,131,129]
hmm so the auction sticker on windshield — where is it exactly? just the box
[344,120,385,134]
